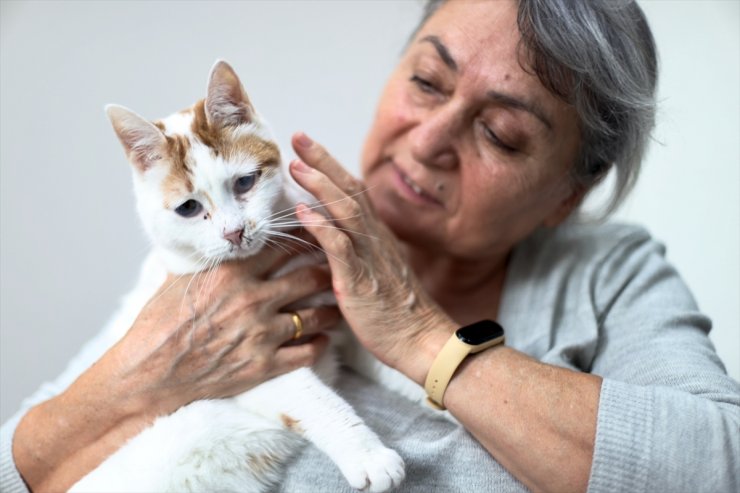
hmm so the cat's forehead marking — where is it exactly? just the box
[231,134,280,170]
[160,133,194,207]
[190,100,280,168]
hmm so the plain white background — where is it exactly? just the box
[1,0,738,423]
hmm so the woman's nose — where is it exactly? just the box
[408,108,459,170]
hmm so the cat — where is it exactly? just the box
[68,60,413,493]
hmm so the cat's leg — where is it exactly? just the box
[237,365,405,493]
[69,399,302,493]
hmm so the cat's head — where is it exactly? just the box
[107,60,294,271]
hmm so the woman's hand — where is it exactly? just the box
[110,244,339,417]
[289,132,455,385]
[288,134,603,493]
[13,242,340,492]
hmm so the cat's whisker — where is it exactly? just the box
[270,219,380,242]
[264,184,378,222]
[264,229,349,267]
[270,209,367,224]
[263,203,303,222]
[176,255,216,327]
[182,256,220,334]
[204,256,224,297]
[270,211,372,235]
[139,252,210,314]
[264,236,314,259]
[199,256,222,300]
[263,237,294,256]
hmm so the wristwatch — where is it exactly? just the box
[424,320,505,410]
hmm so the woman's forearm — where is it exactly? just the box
[443,347,601,493]
[11,260,336,492]
[391,314,599,493]
[12,352,155,492]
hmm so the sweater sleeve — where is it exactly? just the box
[586,230,740,493]
[0,325,119,493]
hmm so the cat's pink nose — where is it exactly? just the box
[223,228,244,246]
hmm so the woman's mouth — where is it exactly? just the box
[393,165,444,208]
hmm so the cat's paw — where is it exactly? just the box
[337,446,405,492]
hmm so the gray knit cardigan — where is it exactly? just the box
[2,222,738,492]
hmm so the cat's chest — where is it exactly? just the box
[109,252,169,340]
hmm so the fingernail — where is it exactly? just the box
[292,159,312,174]
[296,203,310,216]
[296,132,313,148]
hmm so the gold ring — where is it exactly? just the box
[290,312,303,340]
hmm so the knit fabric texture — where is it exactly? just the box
[2,222,738,492]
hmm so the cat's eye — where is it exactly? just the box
[234,171,260,195]
[174,199,203,218]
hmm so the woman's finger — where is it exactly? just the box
[289,159,369,240]
[271,334,331,375]
[295,203,365,297]
[256,228,322,278]
[267,263,333,307]
[291,132,364,197]
[276,306,341,344]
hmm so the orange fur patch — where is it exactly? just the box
[246,452,279,474]
[161,134,193,207]
[190,99,280,168]
[280,413,303,433]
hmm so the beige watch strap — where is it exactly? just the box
[424,332,505,410]
[424,335,473,410]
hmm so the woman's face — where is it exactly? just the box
[361,0,582,260]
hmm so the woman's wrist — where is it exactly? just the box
[391,306,458,386]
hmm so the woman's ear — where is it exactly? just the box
[542,185,588,228]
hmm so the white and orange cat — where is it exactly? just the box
[68,61,416,493]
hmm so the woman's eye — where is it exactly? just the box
[410,75,437,94]
[234,172,260,194]
[174,199,203,218]
[480,123,517,153]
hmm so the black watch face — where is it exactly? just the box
[456,320,505,345]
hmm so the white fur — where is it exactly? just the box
[159,111,194,135]
[71,62,411,493]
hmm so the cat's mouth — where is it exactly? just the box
[232,237,264,256]
[213,234,266,260]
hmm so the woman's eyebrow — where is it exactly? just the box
[487,90,553,131]
[419,35,458,72]
[419,34,553,132]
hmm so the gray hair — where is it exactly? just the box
[416,0,658,217]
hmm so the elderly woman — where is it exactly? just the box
[3,0,738,492]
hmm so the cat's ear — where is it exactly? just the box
[105,104,166,173]
[205,60,255,127]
